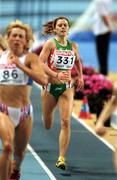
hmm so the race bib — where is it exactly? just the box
[53,50,75,70]
[0,64,28,85]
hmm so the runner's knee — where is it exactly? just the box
[3,141,13,155]
[61,118,70,129]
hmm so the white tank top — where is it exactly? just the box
[0,51,32,85]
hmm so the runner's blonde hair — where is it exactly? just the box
[5,20,34,49]
[0,35,8,50]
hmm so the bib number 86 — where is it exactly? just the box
[3,70,18,79]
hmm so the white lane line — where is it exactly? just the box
[27,145,57,180]
[28,82,56,180]
[72,113,115,152]
[34,82,115,152]
[30,82,115,180]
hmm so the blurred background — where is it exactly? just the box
[0,0,117,72]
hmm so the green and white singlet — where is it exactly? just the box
[48,38,75,71]
[45,38,76,99]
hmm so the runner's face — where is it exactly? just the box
[8,27,27,53]
[54,19,69,37]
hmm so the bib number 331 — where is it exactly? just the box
[54,55,75,70]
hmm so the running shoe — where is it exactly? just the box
[9,169,20,180]
[56,156,66,170]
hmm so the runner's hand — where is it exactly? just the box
[9,54,20,67]
[75,77,84,92]
[95,121,107,136]
[57,71,71,83]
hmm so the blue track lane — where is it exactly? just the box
[0,84,116,179]
[29,84,117,180]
